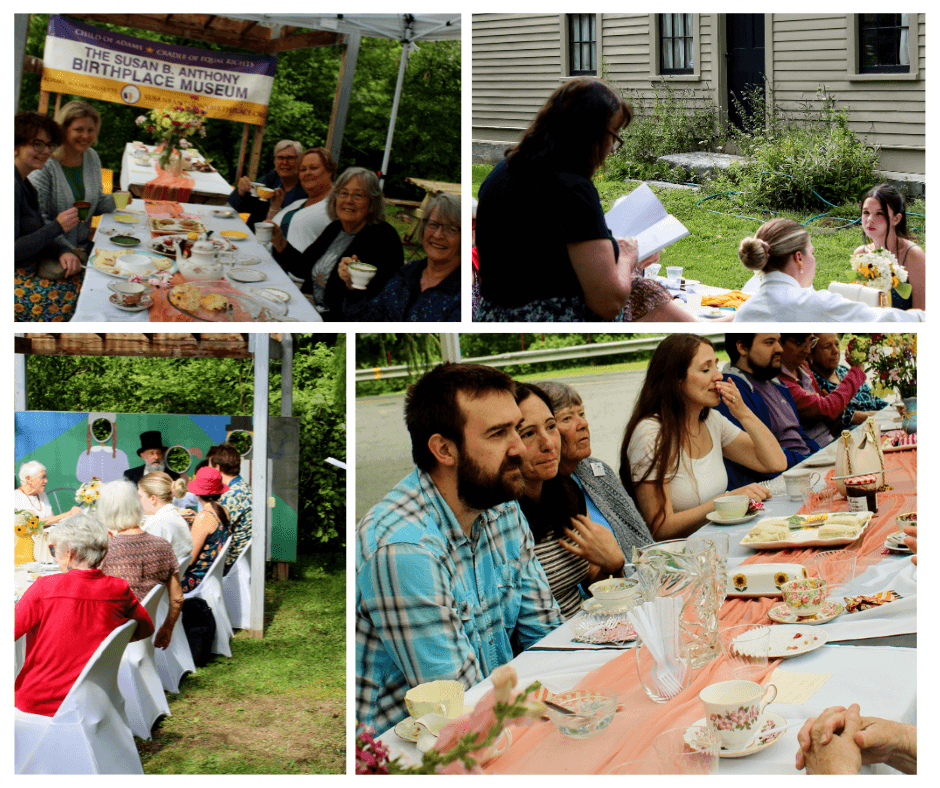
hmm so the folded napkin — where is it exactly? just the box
[828,281,883,307]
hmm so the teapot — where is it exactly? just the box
[174,234,223,280]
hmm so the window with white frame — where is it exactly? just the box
[660,14,694,75]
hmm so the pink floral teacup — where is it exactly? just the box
[781,577,827,618]
[699,679,777,751]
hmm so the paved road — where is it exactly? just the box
[355,367,649,522]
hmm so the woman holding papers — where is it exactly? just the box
[475,77,692,322]
[733,218,925,322]
[621,334,785,540]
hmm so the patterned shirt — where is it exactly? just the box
[812,364,889,430]
[356,468,562,733]
[222,475,252,570]
[100,532,179,602]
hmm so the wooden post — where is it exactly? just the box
[37,90,49,114]
[248,122,265,182]
[236,123,250,182]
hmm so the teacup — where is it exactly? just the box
[713,495,749,520]
[348,262,378,289]
[404,679,464,721]
[253,183,274,200]
[113,191,130,209]
[108,280,148,306]
[782,469,821,501]
[699,679,777,751]
[254,221,274,243]
[588,577,640,610]
[781,577,827,618]
[74,200,91,221]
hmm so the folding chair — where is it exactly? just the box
[118,583,170,740]
[184,536,234,657]
[223,539,251,630]
[15,619,143,774]
[154,555,196,693]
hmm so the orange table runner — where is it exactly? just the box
[143,165,194,202]
[484,449,915,774]
[143,200,184,218]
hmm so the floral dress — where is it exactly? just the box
[182,511,229,593]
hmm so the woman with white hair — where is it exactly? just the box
[341,192,461,321]
[228,139,306,229]
[15,513,154,716]
[138,472,194,566]
[279,167,404,320]
[15,460,83,525]
[95,481,183,644]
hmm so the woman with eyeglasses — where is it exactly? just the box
[733,217,924,322]
[14,112,83,321]
[342,192,461,321]
[476,76,691,322]
[267,147,336,262]
[228,140,306,230]
[279,167,404,320]
[776,333,866,448]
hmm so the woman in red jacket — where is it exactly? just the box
[777,333,866,447]
[15,513,154,716]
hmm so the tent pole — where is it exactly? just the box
[379,41,412,191]
[326,31,361,166]
[15,335,28,411]
[249,333,270,638]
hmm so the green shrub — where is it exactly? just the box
[719,84,879,211]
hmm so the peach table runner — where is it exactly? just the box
[143,200,184,218]
[485,450,915,774]
[143,161,194,202]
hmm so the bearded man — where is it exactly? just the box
[715,333,820,489]
[123,430,182,485]
[355,363,562,733]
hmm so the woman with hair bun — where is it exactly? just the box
[476,77,690,322]
[138,471,194,565]
[853,184,925,310]
[733,217,924,322]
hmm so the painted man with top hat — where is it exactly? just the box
[123,430,182,485]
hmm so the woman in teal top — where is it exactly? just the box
[29,100,126,253]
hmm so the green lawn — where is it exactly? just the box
[137,554,345,774]
[472,164,926,292]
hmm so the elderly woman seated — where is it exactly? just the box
[15,513,154,716]
[96,480,183,649]
[343,193,461,321]
[15,460,83,562]
[278,167,404,320]
[227,140,306,230]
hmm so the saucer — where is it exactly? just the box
[768,600,844,625]
[706,511,759,526]
[394,716,421,742]
[688,712,787,758]
[227,267,267,283]
[109,293,153,312]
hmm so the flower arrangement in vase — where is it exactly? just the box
[135,96,209,173]
[15,509,44,565]
[75,477,103,510]
[850,247,909,304]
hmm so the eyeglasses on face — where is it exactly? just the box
[426,220,460,238]
[275,155,298,163]
[30,138,56,153]
[338,191,369,202]
[785,336,818,349]
[607,129,624,153]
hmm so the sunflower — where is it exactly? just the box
[774,572,789,588]
[733,573,748,591]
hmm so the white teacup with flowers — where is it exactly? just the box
[699,679,777,751]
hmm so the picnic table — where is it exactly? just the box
[377,411,917,773]
[74,202,321,323]
[403,177,461,243]
[120,143,232,205]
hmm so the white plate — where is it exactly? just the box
[741,514,872,550]
[227,268,268,283]
[765,624,829,657]
[109,294,153,312]
[580,597,640,616]
[768,600,844,625]
[91,252,176,280]
[688,713,787,758]
[147,234,233,258]
[699,310,726,319]
[250,287,290,303]
[706,511,759,526]
[800,450,836,467]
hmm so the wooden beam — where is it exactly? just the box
[19,333,255,358]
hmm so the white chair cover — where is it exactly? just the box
[155,555,196,693]
[184,536,234,657]
[223,539,252,630]
[118,583,171,740]
[15,619,143,774]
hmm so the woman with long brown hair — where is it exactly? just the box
[476,77,689,322]
[620,334,785,539]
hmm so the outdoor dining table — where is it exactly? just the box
[120,143,231,203]
[73,202,321,322]
[377,413,917,774]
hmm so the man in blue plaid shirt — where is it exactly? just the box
[356,363,563,733]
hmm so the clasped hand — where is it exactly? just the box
[559,514,624,576]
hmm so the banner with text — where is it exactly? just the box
[41,15,277,125]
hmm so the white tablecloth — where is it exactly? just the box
[74,204,321,322]
[120,143,231,198]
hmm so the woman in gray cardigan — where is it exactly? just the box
[537,380,654,557]
[28,101,121,252]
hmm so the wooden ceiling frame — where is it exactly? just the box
[15,332,286,359]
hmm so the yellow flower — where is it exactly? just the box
[733,573,748,590]
[29,294,42,303]
[39,279,51,287]
[47,290,59,301]
[774,572,789,588]
[14,288,25,297]
[14,303,25,314]
[31,305,44,316]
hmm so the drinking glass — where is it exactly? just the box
[666,266,683,287]
[635,634,692,703]
[691,534,730,607]
[652,726,720,775]
[802,483,836,513]
[719,622,771,679]
[806,551,857,600]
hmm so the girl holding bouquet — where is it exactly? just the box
[854,184,925,310]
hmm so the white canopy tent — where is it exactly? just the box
[212,14,461,188]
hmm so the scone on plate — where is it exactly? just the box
[168,283,202,312]
[200,293,232,314]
